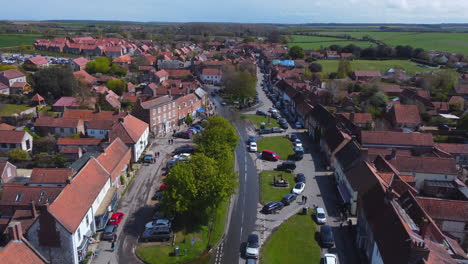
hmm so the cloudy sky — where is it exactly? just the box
[2,0,467,23]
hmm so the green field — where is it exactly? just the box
[316,59,437,76]
[0,104,32,116]
[257,136,294,160]
[259,170,295,204]
[288,35,375,50]
[315,31,468,54]
[0,34,43,48]
[261,213,321,264]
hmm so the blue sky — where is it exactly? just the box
[2,0,467,23]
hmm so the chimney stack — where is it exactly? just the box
[31,200,37,218]
[7,221,23,241]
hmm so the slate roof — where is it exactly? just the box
[334,140,363,171]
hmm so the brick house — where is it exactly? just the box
[108,115,149,161]
[0,69,31,95]
[68,57,89,72]
[34,117,85,137]
[200,68,221,84]
[352,70,381,82]
[0,160,17,185]
[132,95,176,136]
[386,104,421,129]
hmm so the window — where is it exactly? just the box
[77,228,81,241]
[25,139,31,150]
[158,107,161,114]
[163,105,167,111]
[60,128,64,133]
[10,144,15,149]
[38,191,45,203]
[15,193,23,202]
[172,102,176,108]
[86,214,89,225]
[7,167,11,177]
[152,109,156,115]
[1,143,6,148]
[100,130,104,135]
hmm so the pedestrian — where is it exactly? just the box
[305,196,308,203]
[157,152,160,158]
[168,139,170,144]
[111,241,115,252]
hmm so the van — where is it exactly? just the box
[261,150,280,161]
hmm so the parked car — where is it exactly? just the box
[322,253,338,264]
[293,139,303,148]
[245,233,260,259]
[268,107,277,113]
[320,225,335,248]
[315,207,327,224]
[221,101,227,106]
[278,119,289,129]
[102,225,117,241]
[246,259,257,264]
[256,110,267,116]
[281,193,297,205]
[292,182,305,194]
[295,173,306,183]
[258,128,272,135]
[271,127,284,133]
[262,201,284,214]
[276,161,296,172]
[289,134,298,142]
[143,154,155,164]
[166,160,177,169]
[174,145,195,154]
[146,218,171,229]
[294,122,303,129]
[262,150,280,161]
[141,226,173,242]
[175,132,191,139]
[271,112,280,119]
[249,142,258,152]
[293,147,304,160]
[247,136,256,144]
[187,127,199,134]
[108,212,125,226]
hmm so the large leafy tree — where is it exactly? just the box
[222,65,256,101]
[337,60,353,78]
[288,46,305,59]
[85,57,111,74]
[32,67,79,101]
[106,79,127,96]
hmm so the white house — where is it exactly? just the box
[0,130,33,153]
[200,68,221,84]
[109,115,149,161]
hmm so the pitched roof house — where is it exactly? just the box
[108,115,149,161]
[34,117,85,137]
[0,130,33,153]
[386,104,421,129]
[0,161,17,185]
[96,138,131,187]
[359,131,434,150]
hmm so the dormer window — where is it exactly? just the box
[15,193,23,202]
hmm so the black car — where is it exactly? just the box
[320,225,335,248]
[289,134,298,142]
[295,173,306,183]
[262,201,284,214]
[247,136,256,144]
[175,132,191,139]
[141,226,173,242]
[271,112,280,119]
[258,128,272,135]
[174,145,195,154]
[281,193,297,205]
[279,122,289,129]
[271,127,284,133]
[276,161,296,172]
[102,225,117,241]
[256,110,267,116]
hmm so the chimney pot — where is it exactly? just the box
[7,221,23,241]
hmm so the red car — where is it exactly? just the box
[108,212,125,225]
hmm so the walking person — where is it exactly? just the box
[305,196,308,204]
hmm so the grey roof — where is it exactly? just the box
[335,140,363,171]
[69,152,100,175]
[140,95,172,109]
[194,88,207,99]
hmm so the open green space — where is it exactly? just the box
[0,34,43,48]
[257,136,294,160]
[259,170,295,205]
[317,59,437,76]
[261,213,321,264]
[241,114,278,128]
[314,31,468,54]
[288,35,375,50]
[0,104,32,116]
[136,199,229,264]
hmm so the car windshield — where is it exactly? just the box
[295,183,302,188]
[317,213,326,218]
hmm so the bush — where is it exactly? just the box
[120,174,127,185]
[8,149,30,162]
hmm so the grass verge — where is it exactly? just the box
[257,136,294,160]
[0,104,32,116]
[241,114,278,129]
[259,170,295,204]
[261,213,321,264]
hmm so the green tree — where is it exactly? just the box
[458,113,468,131]
[288,46,305,59]
[431,70,459,91]
[243,36,256,43]
[53,154,67,168]
[106,79,127,96]
[32,67,79,101]
[303,67,312,79]
[309,63,323,73]
[110,64,127,77]
[85,57,111,74]
[8,149,29,162]
[337,60,352,78]
[185,113,193,125]
[222,65,256,101]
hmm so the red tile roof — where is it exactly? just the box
[165,69,192,78]
[34,116,82,128]
[0,239,48,264]
[74,70,96,84]
[112,55,132,63]
[53,97,79,107]
[62,109,126,122]
[380,84,402,94]
[31,93,44,102]
[87,119,116,130]
[155,69,169,79]
[391,104,421,124]
[27,56,48,66]
[448,96,464,105]
[109,115,148,144]
[360,131,433,147]
[202,68,221,76]
[0,69,25,79]
[49,158,110,233]
[431,102,449,112]
[60,146,81,154]
[57,137,102,146]
[389,156,458,175]
[0,183,64,206]
[72,57,89,67]
[417,197,468,222]
[435,143,468,155]
[339,112,373,125]
[454,84,468,95]
[30,168,74,184]
[0,131,27,144]
[97,138,131,182]
[0,123,16,130]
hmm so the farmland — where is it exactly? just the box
[316,59,438,76]
[0,34,43,48]
[301,31,468,54]
[288,35,374,50]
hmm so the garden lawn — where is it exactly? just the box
[261,213,321,264]
[256,136,294,160]
[241,114,278,128]
[0,104,32,116]
[0,34,43,48]
[317,59,437,76]
[259,170,295,204]
[135,199,229,264]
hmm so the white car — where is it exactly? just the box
[173,153,191,160]
[145,218,171,229]
[245,234,259,259]
[249,142,258,152]
[323,253,338,264]
[294,139,303,148]
[315,207,327,224]
[292,182,305,194]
